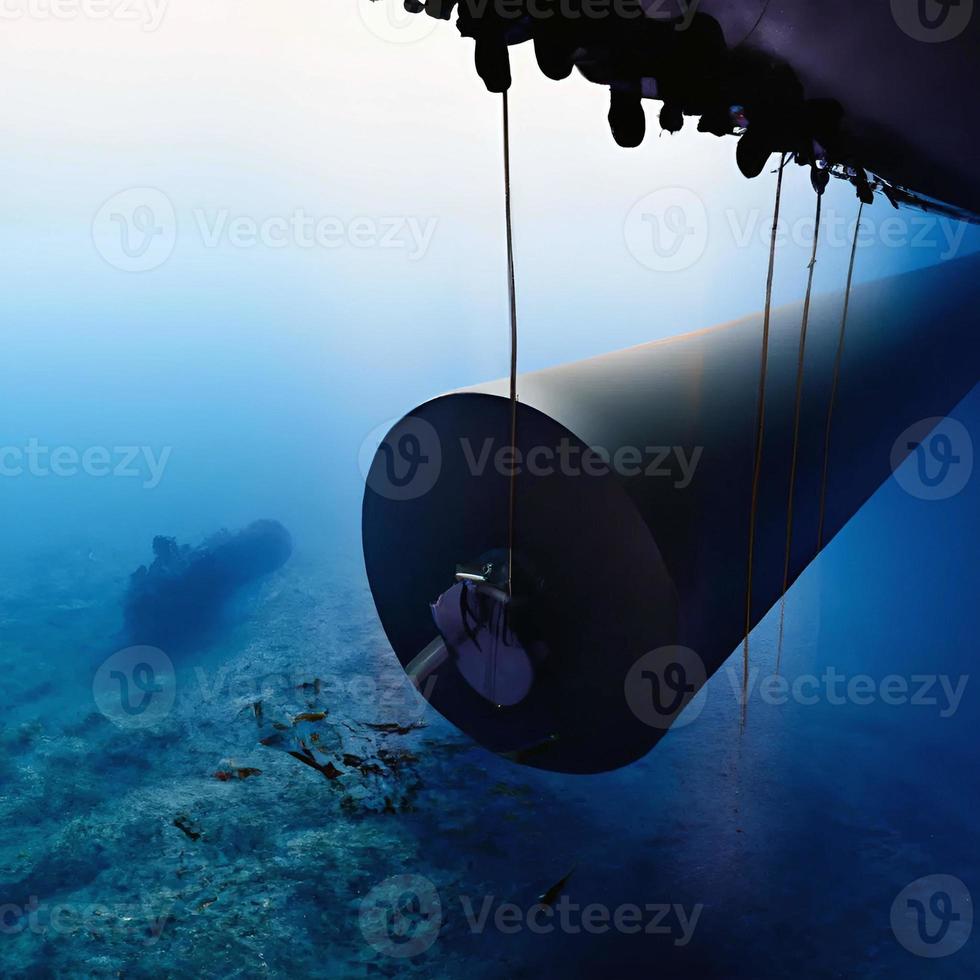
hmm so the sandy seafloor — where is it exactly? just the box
[0,395,977,980]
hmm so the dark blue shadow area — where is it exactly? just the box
[0,399,974,979]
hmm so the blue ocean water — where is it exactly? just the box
[1,128,978,977]
[1,350,976,979]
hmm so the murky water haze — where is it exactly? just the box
[1,5,978,976]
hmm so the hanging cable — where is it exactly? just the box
[775,190,823,670]
[817,202,864,550]
[741,154,788,728]
[488,89,520,708]
[503,89,519,601]
[734,0,773,49]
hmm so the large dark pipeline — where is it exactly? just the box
[363,255,979,773]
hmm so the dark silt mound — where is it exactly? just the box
[122,519,292,650]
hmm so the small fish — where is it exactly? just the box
[297,679,322,694]
[500,733,559,764]
[286,741,344,781]
[537,867,576,909]
[362,721,426,736]
[343,753,385,777]
[173,817,201,842]
[253,701,263,724]
[213,768,262,782]
[294,711,328,723]
[377,747,419,769]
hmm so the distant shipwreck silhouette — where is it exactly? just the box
[122,519,292,651]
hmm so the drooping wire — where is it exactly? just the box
[817,202,864,550]
[741,153,788,729]
[489,88,520,708]
[734,0,773,49]
[503,90,519,602]
[775,190,823,672]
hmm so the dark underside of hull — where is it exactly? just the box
[397,0,980,221]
